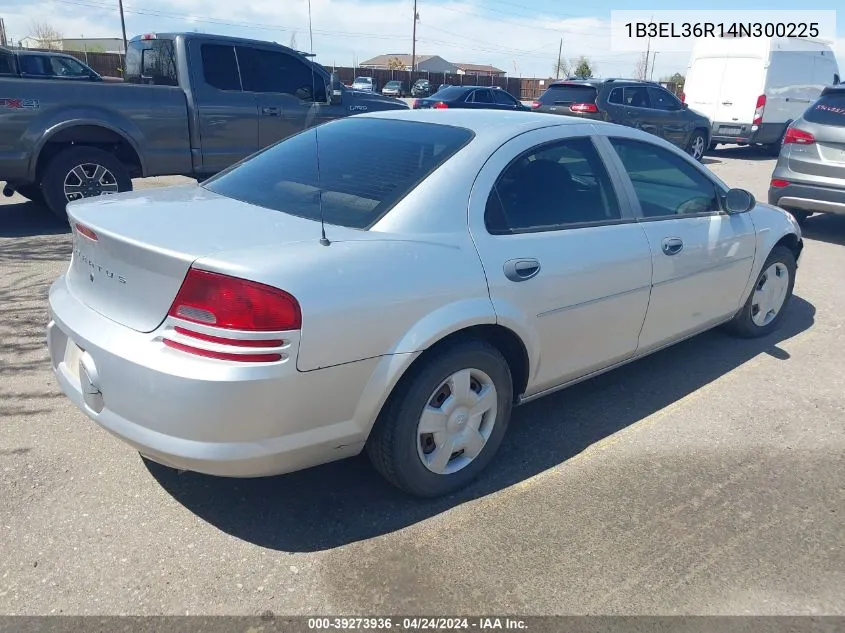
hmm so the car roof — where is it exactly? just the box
[10,49,77,58]
[549,78,661,88]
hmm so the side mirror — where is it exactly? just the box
[328,73,343,105]
[725,188,755,214]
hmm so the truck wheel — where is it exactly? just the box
[16,184,45,206]
[42,146,132,221]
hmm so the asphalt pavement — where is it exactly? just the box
[1,148,844,615]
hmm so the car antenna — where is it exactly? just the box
[310,61,330,246]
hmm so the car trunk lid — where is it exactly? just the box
[536,83,600,118]
[66,184,354,333]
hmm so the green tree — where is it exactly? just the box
[571,56,594,79]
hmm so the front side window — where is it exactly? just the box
[608,138,721,218]
[49,56,91,77]
[237,48,325,101]
[201,44,241,91]
[203,118,474,229]
[485,137,622,234]
[493,90,519,106]
[647,87,681,111]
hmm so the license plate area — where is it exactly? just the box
[719,126,742,136]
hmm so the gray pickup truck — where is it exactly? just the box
[0,32,408,218]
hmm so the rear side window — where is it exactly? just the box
[125,39,178,86]
[0,52,14,75]
[471,89,494,104]
[485,137,621,234]
[201,45,241,91]
[804,92,845,126]
[203,118,474,229]
[622,86,651,108]
[538,84,597,105]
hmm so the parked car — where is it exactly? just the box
[684,36,840,154]
[414,85,528,111]
[47,109,802,498]
[531,78,712,161]
[352,76,376,92]
[769,85,845,224]
[0,47,105,82]
[411,79,433,97]
[382,80,408,98]
[0,33,407,218]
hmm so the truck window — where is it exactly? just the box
[236,47,326,102]
[125,39,178,86]
[0,52,14,75]
[201,44,242,91]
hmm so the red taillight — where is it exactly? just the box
[770,179,790,188]
[753,94,766,126]
[570,102,599,113]
[679,92,686,103]
[74,223,98,241]
[433,101,449,109]
[530,100,541,109]
[783,127,815,145]
[167,269,301,331]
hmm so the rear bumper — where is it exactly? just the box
[711,122,784,145]
[768,181,845,216]
[46,274,376,478]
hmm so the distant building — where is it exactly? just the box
[359,53,457,73]
[454,62,506,78]
[60,38,125,54]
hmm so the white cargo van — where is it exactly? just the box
[682,36,840,153]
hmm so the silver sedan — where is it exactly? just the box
[47,110,804,498]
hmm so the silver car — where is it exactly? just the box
[47,110,803,498]
[769,85,845,224]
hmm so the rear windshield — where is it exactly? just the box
[804,92,845,126]
[203,118,474,229]
[539,84,598,105]
[125,38,178,85]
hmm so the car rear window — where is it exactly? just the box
[804,92,845,126]
[203,118,475,229]
[539,84,598,105]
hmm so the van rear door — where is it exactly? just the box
[684,56,727,122]
[713,57,765,126]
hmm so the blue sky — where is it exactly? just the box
[3,0,842,78]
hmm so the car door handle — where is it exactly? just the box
[661,237,684,256]
[503,258,541,282]
[261,106,281,116]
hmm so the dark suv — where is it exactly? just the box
[532,78,712,161]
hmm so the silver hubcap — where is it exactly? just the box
[64,163,120,202]
[751,262,790,327]
[691,135,705,160]
[416,368,498,475]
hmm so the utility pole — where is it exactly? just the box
[650,52,658,80]
[556,38,562,78]
[307,0,314,54]
[643,13,652,80]
[118,0,128,75]
[411,0,418,72]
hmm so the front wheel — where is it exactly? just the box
[686,131,707,162]
[725,246,796,338]
[366,339,514,497]
[41,146,132,221]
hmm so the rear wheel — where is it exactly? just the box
[686,131,707,162]
[725,246,796,338]
[41,146,132,221]
[366,339,513,497]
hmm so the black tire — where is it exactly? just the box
[709,142,719,151]
[15,184,45,206]
[41,146,132,221]
[686,130,708,162]
[725,245,796,339]
[366,339,514,497]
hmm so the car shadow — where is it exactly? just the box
[146,296,816,553]
[0,198,69,238]
[800,213,845,247]
[705,144,778,162]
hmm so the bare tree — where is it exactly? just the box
[633,51,648,80]
[29,21,62,49]
[289,31,298,50]
[552,57,570,79]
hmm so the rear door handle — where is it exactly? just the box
[661,237,684,256]
[503,258,541,282]
[261,106,281,116]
